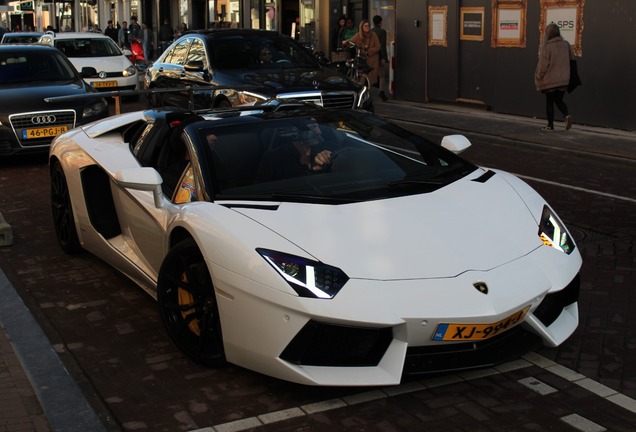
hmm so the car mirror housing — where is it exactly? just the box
[115,167,164,208]
[441,134,472,154]
[80,66,97,78]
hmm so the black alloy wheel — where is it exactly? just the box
[50,161,83,254]
[157,238,226,366]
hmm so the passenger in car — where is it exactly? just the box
[259,45,274,64]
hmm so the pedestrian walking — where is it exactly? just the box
[343,19,381,91]
[535,23,574,131]
[371,15,388,101]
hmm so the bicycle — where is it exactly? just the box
[344,42,371,89]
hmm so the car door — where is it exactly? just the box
[110,121,201,280]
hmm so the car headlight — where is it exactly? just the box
[237,91,266,106]
[538,205,575,254]
[357,85,370,108]
[83,98,108,118]
[123,65,137,77]
[257,248,349,299]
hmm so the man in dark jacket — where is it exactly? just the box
[104,20,118,42]
[159,19,173,55]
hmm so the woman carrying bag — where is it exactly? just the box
[535,23,575,131]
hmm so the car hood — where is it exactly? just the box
[214,68,355,94]
[233,171,542,280]
[69,55,132,73]
[0,82,89,115]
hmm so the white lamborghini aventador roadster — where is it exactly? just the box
[49,100,582,386]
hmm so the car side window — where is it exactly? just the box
[165,39,190,65]
[187,39,207,68]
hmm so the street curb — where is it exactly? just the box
[0,211,13,246]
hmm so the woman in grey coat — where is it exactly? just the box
[535,23,574,131]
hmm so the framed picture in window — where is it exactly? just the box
[460,7,485,41]
[492,0,526,48]
[428,6,448,47]
[540,0,585,56]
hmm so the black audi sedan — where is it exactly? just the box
[0,44,109,157]
[145,29,373,112]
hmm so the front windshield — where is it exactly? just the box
[56,38,122,58]
[211,34,318,70]
[197,111,477,203]
[0,51,78,85]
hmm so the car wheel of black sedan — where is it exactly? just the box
[157,239,226,366]
[50,161,83,254]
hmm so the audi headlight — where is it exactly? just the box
[123,65,137,77]
[83,98,108,118]
[257,248,349,299]
[538,205,575,254]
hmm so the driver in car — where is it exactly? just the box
[256,128,333,182]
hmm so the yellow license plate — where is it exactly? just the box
[93,81,117,88]
[432,306,531,341]
[22,125,69,139]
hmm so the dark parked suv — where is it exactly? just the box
[145,29,373,112]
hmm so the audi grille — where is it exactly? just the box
[9,110,76,148]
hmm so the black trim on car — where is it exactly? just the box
[81,166,122,239]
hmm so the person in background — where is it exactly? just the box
[371,15,388,102]
[343,19,381,91]
[343,17,356,40]
[332,15,347,52]
[535,23,574,131]
[175,22,187,38]
[118,21,130,49]
[104,20,118,42]
[129,16,141,41]
[141,21,152,61]
[159,18,173,54]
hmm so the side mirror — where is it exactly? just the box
[441,134,472,154]
[114,168,164,208]
[80,66,97,78]
[184,60,205,72]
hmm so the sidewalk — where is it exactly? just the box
[0,97,635,432]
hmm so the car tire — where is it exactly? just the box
[157,238,226,366]
[50,161,83,254]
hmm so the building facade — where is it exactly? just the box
[2,0,634,131]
